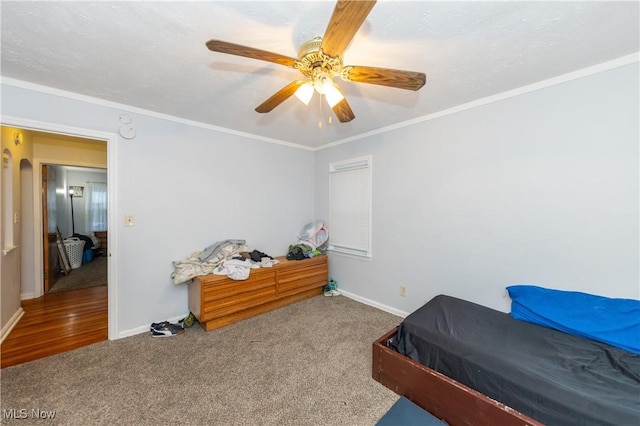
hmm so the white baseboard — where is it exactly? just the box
[117,293,407,339]
[21,292,35,300]
[339,290,409,319]
[1,307,25,344]
[117,312,189,339]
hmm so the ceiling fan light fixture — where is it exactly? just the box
[324,83,344,108]
[313,72,331,94]
[294,82,314,105]
[312,72,344,108]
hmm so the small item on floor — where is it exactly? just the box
[376,397,447,426]
[179,312,197,329]
[150,321,184,337]
[323,276,341,297]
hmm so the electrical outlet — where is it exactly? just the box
[399,286,407,297]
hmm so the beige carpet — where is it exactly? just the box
[0,295,402,425]
[47,255,107,294]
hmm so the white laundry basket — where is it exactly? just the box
[64,238,86,269]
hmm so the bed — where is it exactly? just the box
[372,294,640,425]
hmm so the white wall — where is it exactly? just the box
[315,63,639,315]
[2,84,316,336]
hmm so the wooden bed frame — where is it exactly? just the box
[372,328,544,426]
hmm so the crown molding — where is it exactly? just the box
[317,52,640,151]
[3,52,637,152]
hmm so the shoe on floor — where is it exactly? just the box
[150,321,184,337]
[179,312,196,329]
[150,321,171,332]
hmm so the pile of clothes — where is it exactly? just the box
[171,239,278,284]
[286,220,328,260]
[211,249,277,280]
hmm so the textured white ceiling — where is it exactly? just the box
[2,1,638,148]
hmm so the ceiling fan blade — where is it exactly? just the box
[331,85,355,122]
[332,98,355,123]
[342,65,426,91]
[255,80,305,113]
[321,0,376,58]
[206,39,298,68]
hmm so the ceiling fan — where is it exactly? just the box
[206,0,426,123]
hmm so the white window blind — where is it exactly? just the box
[85,182,108,231]
[328,156,372,257]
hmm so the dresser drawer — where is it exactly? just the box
[200,270,276,322]
[277,259,328,297]
[202,269,275,301]
[202,286,277,321]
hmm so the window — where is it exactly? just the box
[85,182,107,231]
[328,156,372,257]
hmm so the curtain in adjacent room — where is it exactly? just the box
[85,182,107,231]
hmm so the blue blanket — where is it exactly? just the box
[507,285,640,354]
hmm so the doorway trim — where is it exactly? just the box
[1,115,119,340]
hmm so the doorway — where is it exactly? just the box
[0,118,119,341]
[0,123,115,366]
[42,164,108,295]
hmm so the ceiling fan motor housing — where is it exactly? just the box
[296,37,342,80]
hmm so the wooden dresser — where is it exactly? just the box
[188,255,328,331]
[94,231,108,255]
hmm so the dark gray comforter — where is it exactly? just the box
[392,295,640,425]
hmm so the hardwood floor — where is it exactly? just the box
[1,286,107,369]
